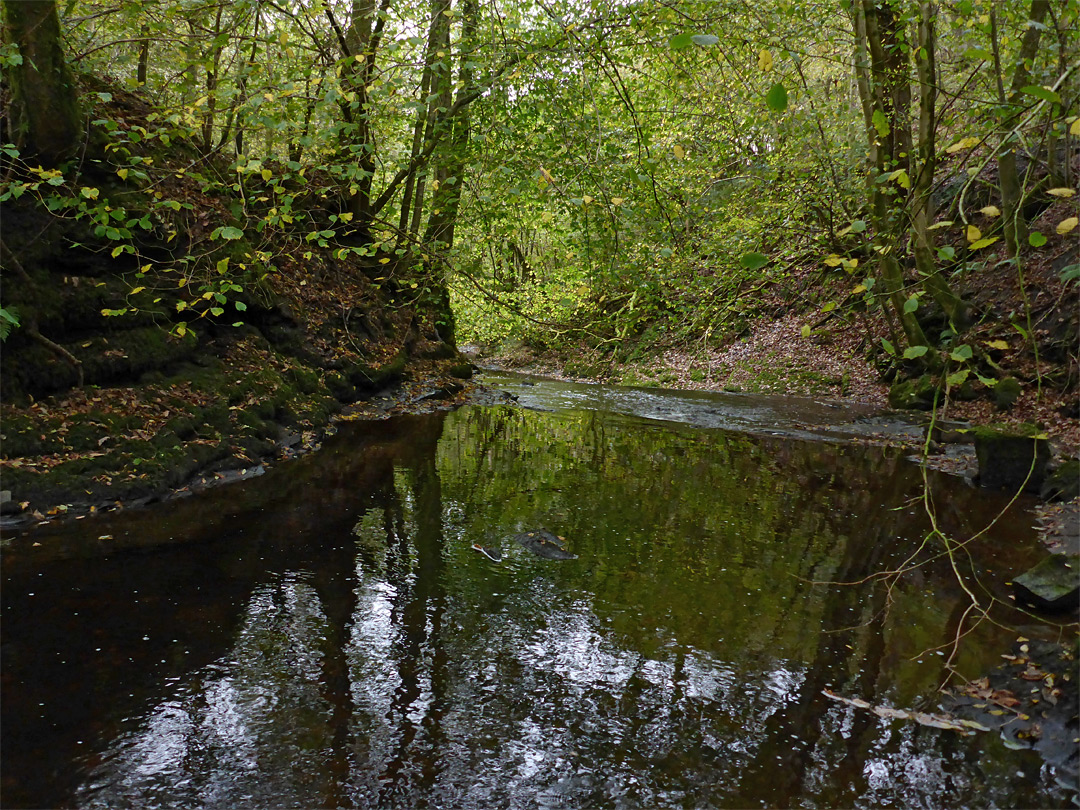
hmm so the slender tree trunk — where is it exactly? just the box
[137,24,149,86]
[423,0,477,251]
[2,0,83,167]
[911,1,967,329]
[855,0,929,348]
[408,0,452,238]
[991,0,1050,256]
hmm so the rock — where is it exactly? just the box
[1041,459,1080,502]
[927,419,974,444]
[888,375,936,410]
[1012,554,1080,612]
[513,530,578,560]
[0,490,22,516]
[973,424,1051,493]
[992,376,1023,410]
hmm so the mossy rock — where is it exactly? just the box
[888,375,937,410]
[1041,459,1080,502]
[1012,554,1080,612]
[448,362,474,379]
[973,423,1051,493]
[992,376,1023,410]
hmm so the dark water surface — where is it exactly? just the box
[1,377,1070,808]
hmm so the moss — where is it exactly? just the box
[888,375,937,410]
[992,376,1023,410]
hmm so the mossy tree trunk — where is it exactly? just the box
[2,0,83,167]
[853,0,929,349]
[990,0,1050,257]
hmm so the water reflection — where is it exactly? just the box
[2,402,1070,809]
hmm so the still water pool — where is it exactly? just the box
[1,375,1071,808]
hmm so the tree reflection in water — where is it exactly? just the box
[2,404,1066,809]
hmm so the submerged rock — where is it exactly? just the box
[1041,459,1080,502]
[973,423,1051,493]
[1012,554,1080,612]
[513,530,578,560]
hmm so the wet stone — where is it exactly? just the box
[1012,554,1080,612]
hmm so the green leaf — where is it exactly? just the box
[1028,231,1047,247]
[669,32,694,50]
[872,108,890,137]
[691,34,719,46]
[739,252,769,270]
[1059,264,1080,284]
[765,83,788,112]
[822,301,837,312]
[947,368,970,387]
[949,344,973,361]
[215,226,244,240]
[881,338,896,356]
[1019,85,1060,104]
[903,345,929,359]
[210,307,225,316]
[903,295,919,313]
[801,324,811,337]
[849,219,867,233]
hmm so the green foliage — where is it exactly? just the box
[0,306,20,340]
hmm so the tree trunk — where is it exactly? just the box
[991,0,1050,256]
[2,0,83,167]
[854,0,929,348]
[423,0,477,251]
[911,1,967,329]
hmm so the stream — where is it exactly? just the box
[1,373,1072,808]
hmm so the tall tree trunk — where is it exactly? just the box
[408,0,452,238]
[343,0,378,225]
[991,0,1050,257]
[854,0,929,348]
[2,0,83,167]
[423,0,477,251]
[911,1,967,329]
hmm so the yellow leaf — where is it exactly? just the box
[758,50,774,72]
[673,144,685,160]
[969,236,999,250]
[116,168,129,180]
[979,205,1001,217]
[966,224,982,243]
[946,136,980,154]
[583,195,594,204]
[541,211,553,223]
[379,257,390,264]
[263,92,275,101]
[852,284,867,294]
[192,96,208,108]
[611,197,624,206]
[928,220,953,230]
[130,286,145,294]
[842,258,859,270]
[1071,118,1080,136]
[986,340,1009,350]
[1057,216,1078,235]
[1047,187,1076,198]
[889,169,910,189]
[338,212,353,223]
[261,168,273,182]
[823,255,844,267]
